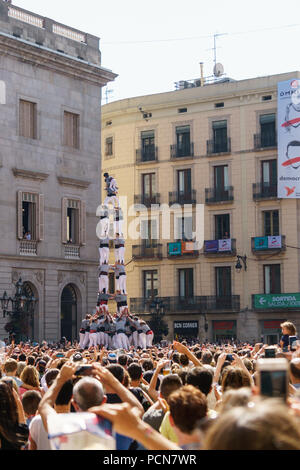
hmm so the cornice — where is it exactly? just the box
[0,33,117,86]
[12,167,49,181]
[57,175,91,189]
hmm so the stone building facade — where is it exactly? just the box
[0,1,116,342]
[102,71,300,344]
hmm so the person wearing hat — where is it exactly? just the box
[103,172,119,208]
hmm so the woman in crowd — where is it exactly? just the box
[0,382,29,450]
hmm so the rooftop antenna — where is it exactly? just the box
[103,87,113,104]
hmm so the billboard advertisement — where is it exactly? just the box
[278,78,300,198]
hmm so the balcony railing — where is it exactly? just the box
[64,244,80,259]
[19,240,37,256]
[204,238,236,256]
[170,142,194,159]
[251,235,286,253]
[136,146,158,163]
[169,190,196,205]
[167,242,200,258]
[132,244,163,260]
[253,183,278,200]
[130,295,240,313]
[254,133,277,149]
[205,186,234,204]
[207,137,231,155]
[134,194,160,207]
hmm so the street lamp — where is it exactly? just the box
[235,255,247,272]
[0,278,37,343]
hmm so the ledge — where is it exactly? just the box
[57,175,91,189]
[12,167,49,181]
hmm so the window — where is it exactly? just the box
[262,96,272,101]
[178,268,194,298]
[263,210,279,236]
[215,214,230,239]
[62,198,86,246]
[17,192,44,241]
[215,266,231,297]
[19,100,37,139]
[212,120,228,153]
[264,264,281,294]
[261,159,277,187]
[143,270,158,298]
[63,111,79,148]
[176,216,193,241]
[105,137,113,156]
[260,114,276,147]
[178,108,187,113]
[177,169,191,196]
[176,125,191,157]
[142,173,156,202]
[141,130,155,161]
[214,165,229,190]
[215,102,224,108]
[140,218,158,247]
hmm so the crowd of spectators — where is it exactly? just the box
[1,320,300,451]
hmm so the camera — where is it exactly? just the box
[257,358,289,400]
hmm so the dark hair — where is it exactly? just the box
[142,360,154,371]
[201,351,213,365]
[290,360,300,381]
[143,371,160,390]
[186,367,213,396]
[221,367,251,392]
[18,354,27,362]
[171,353,180,364]
[160,374,182,401]
[118,354,128,367]
[22,390,42,416]
[27,356,35,366]
[55,380,73,406]
[0,382,27,448]
[45,369,60,387]
[169,385,207,434]
[179,354,189,367]
[128,363,143,381]
[174,368,188,385]
[106,364,125,384]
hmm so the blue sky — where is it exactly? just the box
[13,0,300,103]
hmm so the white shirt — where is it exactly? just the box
[29,415,52,450]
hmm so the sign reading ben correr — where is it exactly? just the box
[278,78,300,198]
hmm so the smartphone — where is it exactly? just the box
[226,354,233,362]
[257,358,289,400]
[74,365,94,376]
[56,353,64,358]
[264,347,276,358]
[289,336,298,351]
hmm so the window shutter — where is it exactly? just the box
[62,197,68,244]
[37,194,44,241]
[17,190,23,239]
[80,200,86,246]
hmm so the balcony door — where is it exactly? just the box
[176,126,191,156]
[141,130,155,161]
[263,210,279,236]
[142,173,156,205]
[179,268,194,299]
[215,214,230,239]
[260,114,276,148]
[213,120,228,153]
[261,159,277,195]
[215,266,232,308]
[177,169,191,202]
[141,218,158,248]
[144,270,158,299]
[214,165,229,200]
[264,265,281,294]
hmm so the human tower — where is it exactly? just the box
[78,173,154,350]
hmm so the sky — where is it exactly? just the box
[12,0,300,104]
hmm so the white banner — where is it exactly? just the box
[267,235,282,249]
[218,238,232,252]
[278,78,300,198]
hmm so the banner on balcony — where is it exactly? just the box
[168,242,181,256]
[278,78,300,198]
[218,238,232,252]
[254,236,282,250]
[268,236,282,249]
[182,241,195,253]
[204,240,219,253]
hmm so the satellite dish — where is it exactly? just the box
[213,63,224,77]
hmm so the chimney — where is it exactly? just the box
[200,62,205,87]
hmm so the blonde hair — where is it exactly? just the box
[20,365,40,388]
[281,321,297,335]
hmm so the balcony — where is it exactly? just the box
[207,137,231,155]
[130,295,240,313]
[253,183,278,200]
[170,142,194,159]
[136,146,158,164]
[254,133,277,150]
[19,240,37,256]
[64,244,80,259]
[167,242,200,258]
[204,238,236,256]
[251,235,286,254]
[202,295,240,312]
[132,243,163,260]
[205,186,234,204]
[134,194,160,208]
[169,190,197,205]
[252,293,300,311]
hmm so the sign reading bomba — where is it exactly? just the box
[278,79,300,198]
